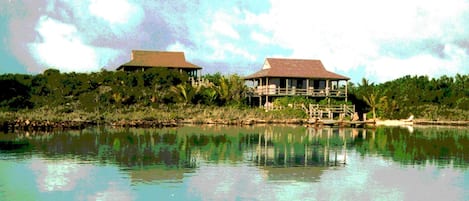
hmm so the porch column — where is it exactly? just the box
[198,69,202,81]
[326,80,330,96]
[345,80,348,102]
[259,78,263,95]
[265,77,269,105]
[286,78,289,94]
[306,79,310,95]
[326,79,330,105]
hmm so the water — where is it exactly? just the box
[0,125,468,201]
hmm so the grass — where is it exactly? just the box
[1,103,467,125]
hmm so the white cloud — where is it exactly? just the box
[210,15,240,40]
[368,44,468,82]
[367,55,448,82]
[87,0,145,37]
[166,41,188,53]
[8,0,469,79]
[251,32,271,45]
[88,0,141,25]
[206,39,256,61]
[28,16,119,72]
[244,0,469,82]
[175,9,257,64]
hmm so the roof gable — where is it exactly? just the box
[245,58,349,80]
[118,50,201,70]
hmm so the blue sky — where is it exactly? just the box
[1,0,469,83]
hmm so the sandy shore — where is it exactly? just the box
[375,119,469,127]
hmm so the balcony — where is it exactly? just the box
[248,85,346,98]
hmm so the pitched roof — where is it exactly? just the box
[244,58,349,80]
[117,50,201,70]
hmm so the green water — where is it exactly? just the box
[0,125,468,201]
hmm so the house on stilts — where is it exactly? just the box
[244,58,355,120]
[117,50,203,85]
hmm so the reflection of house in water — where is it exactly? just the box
[128,166,194,184]
[248,127,360,182]
[253,127,352,167]
[259,166,326,182]
[1,126,368,184]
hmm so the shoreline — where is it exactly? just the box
[2,118,468,133]
[413,120,469,127]
[1,118,306,133]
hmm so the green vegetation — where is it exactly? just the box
[1,69,468,122]
[2,126,466,169]
[0,69,298,123]
[349,75,469,120]
[354,127,469,168]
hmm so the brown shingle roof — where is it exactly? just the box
[244,58,349,80]
[117,50,201,70]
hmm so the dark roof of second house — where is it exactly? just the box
[117,50,201,70]
[244,58,349,80]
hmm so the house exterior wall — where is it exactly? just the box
[262,61,271,69]
[269,78,280,87]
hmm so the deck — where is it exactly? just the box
[301,104,355,120]
[248,86,346,98]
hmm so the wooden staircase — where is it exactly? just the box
[302,104,355,120]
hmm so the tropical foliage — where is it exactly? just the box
[1,68,468,120]
[0,68,249,112]
[349,74,469,120]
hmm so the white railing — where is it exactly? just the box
[190,77,212,87]
[262,103,356,119]
[301,104,356,119]
[252,86,346,97]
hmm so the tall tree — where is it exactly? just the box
[357,78,379,119]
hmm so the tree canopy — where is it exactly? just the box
[0,68,249,112]
[349,74,469,120]
[1,69,468,120]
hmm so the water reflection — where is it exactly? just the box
[1,126,468,173]
[0,125,468,200]
[354,126,469,168]
[30,158,92,192]
[129,166,194,184]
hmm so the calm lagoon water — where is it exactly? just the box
[0,125,468,201]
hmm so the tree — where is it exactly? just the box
[0,79,33,110]
[363,91,380,120]
[170,83,202,105]
[357,78,379,119]
[215,74,247,105]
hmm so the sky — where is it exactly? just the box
[1,0,469,83]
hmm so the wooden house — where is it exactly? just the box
[117,50,202,81]
[244,58,350,106]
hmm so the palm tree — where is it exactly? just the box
[358,78,379,120]
[378,95,399,118]
[216,76,230,104]
[170,83,201,105]
[215,74,248,105]
[363,91,379,120]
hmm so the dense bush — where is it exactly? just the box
[349,74,469,120]
[0,68,248,112]
[1,68,468,120]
